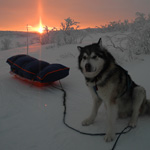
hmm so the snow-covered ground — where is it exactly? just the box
[0,33,150,150]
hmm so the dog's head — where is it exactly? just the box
[77,38,115,79]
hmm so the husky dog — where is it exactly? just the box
[77,38,150,142]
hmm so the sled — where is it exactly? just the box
[6,54,70,87]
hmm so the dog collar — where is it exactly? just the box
[93,85,98,91]
[93,85,99,97]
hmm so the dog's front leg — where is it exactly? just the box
[82,97,102,126]
[105,101,118,142]
[82,87,102,126]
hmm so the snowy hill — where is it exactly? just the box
[0,33,150,150]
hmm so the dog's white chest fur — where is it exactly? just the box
[88,81,114,103]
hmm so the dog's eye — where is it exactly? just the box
[92,56,97,59]
[83,56,87,60]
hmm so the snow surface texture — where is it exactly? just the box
[0,33,150,150]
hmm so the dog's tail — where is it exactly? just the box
[140,99,150,115]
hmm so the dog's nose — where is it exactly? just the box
[85,63,91,72]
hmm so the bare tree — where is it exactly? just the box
[61,17,80,32]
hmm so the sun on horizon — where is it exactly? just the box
[38,25,43,33]
[37,17,43,33]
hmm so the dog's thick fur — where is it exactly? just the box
[77,38,150,142]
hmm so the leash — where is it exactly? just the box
[53,81,133,150]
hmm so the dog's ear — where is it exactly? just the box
[77,46,83,52]
[97,38,103,49]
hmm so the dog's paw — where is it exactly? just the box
[82,118,94,126]
[128,120,137,128]
[104,133,115,142]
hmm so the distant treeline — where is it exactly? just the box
[0,31,39,37]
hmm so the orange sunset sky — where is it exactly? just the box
[0,0,150,32]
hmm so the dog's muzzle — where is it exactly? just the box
[85,63,92,72]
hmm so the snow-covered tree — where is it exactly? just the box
[1,38,11,50]
[59,17,81,44]
[127,12,150,55]
[40,26,50,45]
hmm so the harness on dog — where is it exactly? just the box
[119,72,134,98]
[93,71,134,98]
[93,84,98,93]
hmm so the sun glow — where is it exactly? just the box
[38,26,43,33]
[38,17,43,33]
